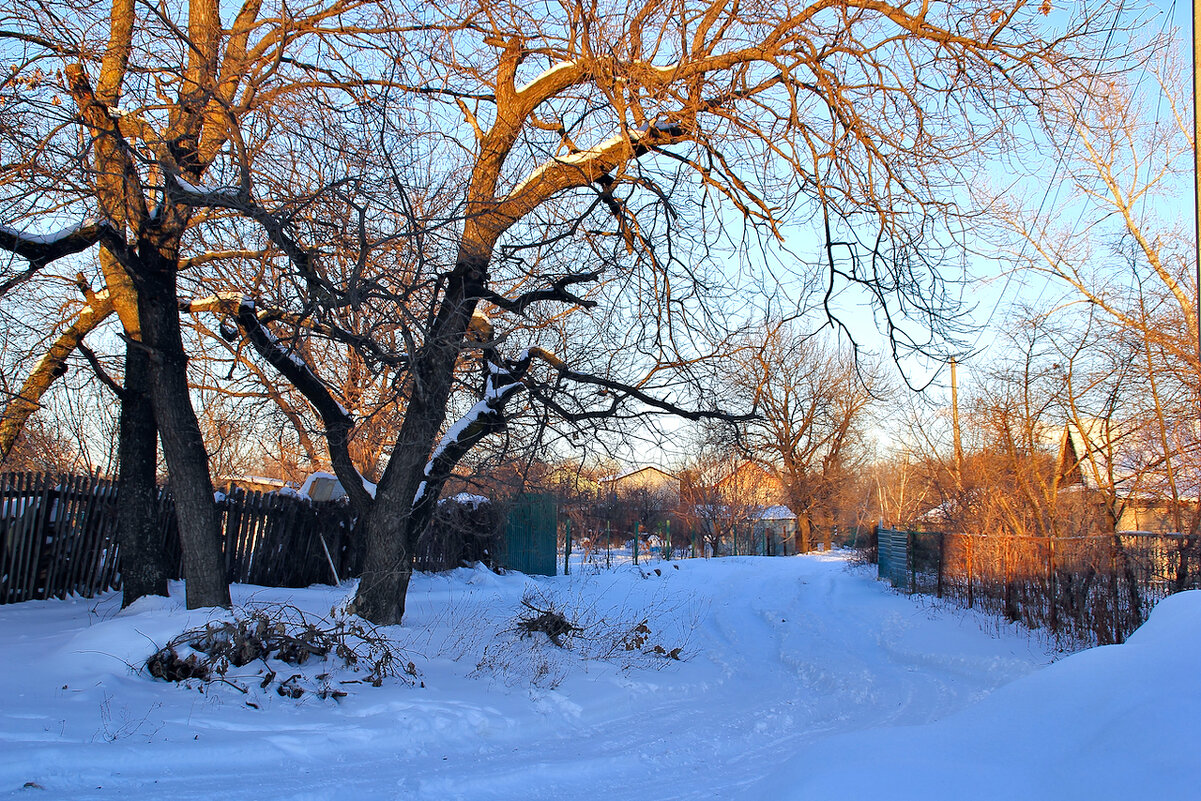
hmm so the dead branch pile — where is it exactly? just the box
[516,598,580,646]
[145,605,418,699]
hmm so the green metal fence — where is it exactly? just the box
[876,527,911,591]
[874,527,1201,646]
[503,493,558,576]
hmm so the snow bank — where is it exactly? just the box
[746,589,1201,801]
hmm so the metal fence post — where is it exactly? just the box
[907,530,915,594]
[563,518,571,576]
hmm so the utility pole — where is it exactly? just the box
[951,356,964,483]
[1194,0,1200,383]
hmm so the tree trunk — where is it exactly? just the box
[116,342,167,606]
[352,503,415,624]
[350,264,483,625]
[137,259,230,609]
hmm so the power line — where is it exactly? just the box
[973,0,1137,351]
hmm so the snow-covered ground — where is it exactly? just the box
[1,553,1196,800]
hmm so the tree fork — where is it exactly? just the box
[351,258,488,624]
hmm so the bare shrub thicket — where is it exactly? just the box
[903,530,1197,647]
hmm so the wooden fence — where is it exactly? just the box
[875,527,1201,646]
[0,473,506,605]
[0,472,122,603]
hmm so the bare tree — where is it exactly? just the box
[1,1,1128,622]
[712,323,882,549]
[158,0,1128,624]
[986,37,1199,541]
[678,422,790,555]
[0,0,389,607]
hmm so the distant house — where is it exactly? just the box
[292,471,379,503]
[748,504,798,556]
[601,466,681,510]
[686,461,800,555]
[1056,418,1196,532]
[715,461,788,507]
[297,471,348,502]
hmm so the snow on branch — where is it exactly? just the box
[167,177,326,297]
[0,219,119,276]
[414,360,528,508]
[171,175,241,201]
[497,120,689,228]
[229,298,374,513]
[411,339,753,512]
[185,294,408,370]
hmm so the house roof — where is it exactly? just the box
[1057,417,1200,500]
[714,460,776,486]
[602,465,677,483]
[752,505,796,521]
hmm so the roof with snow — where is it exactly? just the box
[751,505,797,521]
[441,493,491,509]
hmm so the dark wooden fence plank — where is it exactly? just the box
[63,473,97,598]
[3,473,28,600]
[79,474,117,598]
[43,474,80,599]
[65,473,99,598]
[20,473,55,602]
[10,472,37,602]
[0,473,22,601]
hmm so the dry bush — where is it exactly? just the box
[516,598,581,646]
[471,584,696,688]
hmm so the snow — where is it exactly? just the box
[0,553,1196,800]
[0,218,98,246]
[296,471,377,502]
[241,299,323,378]
[441,492,490,508]
[172,174,238,200]
[633,119,681,134]
[418,365,523,504]
[516,60,577,96]
[751,504,795,520]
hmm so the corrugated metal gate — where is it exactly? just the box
[877,527,912,591]
[503,493,558,576]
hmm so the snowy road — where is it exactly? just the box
[385,555,1040,801]
[1,554,1060,800]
